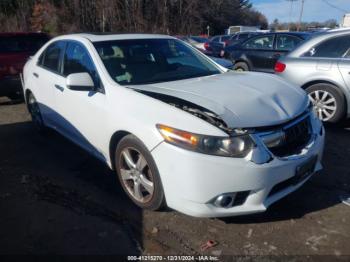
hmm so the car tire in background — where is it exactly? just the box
[115,134,166,211]
[306,83,346,123]
[233,62,249,71]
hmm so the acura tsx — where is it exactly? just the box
[21,34,325,217]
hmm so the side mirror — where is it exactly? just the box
[66,72,94,91]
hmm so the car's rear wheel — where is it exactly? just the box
[115,134,165,210]
[233,62,249,71]
[306,83,345,123]
[27,93,47,132]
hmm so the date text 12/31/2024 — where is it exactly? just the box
[127,255,220,261]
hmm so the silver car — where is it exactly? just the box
[275,29,350,123]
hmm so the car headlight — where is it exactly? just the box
[156,124,255,158]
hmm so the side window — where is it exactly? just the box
[243,35,274,50]
[221,36,230,42]
[211,37,219,42]
[303,35,350,58]
[276,35,302,51]
[41,41,65,72]
[63,42,100,87]
[238,33,249,40]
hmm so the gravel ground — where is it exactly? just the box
[0,97,349,260]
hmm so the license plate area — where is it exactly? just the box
[294,156,317,184]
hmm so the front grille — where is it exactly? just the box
[263,116,312,157]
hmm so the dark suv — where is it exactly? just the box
[0,32,50,100]
[224,32,310,73]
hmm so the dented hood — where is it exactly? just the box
[130,71,309,128]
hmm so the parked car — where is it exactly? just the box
[205,32,262,58]
[205,35,231,56]
[0,32,50,100]
[226,31,262,47]
[209,35,231,46]
[177,36,233,69]
[224,32,310,73]
[275,30,350,123]
[180,36,208,51]
[22,33,324,217]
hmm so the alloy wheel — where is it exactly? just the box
[308,90,337,121]
[118,147,154,203]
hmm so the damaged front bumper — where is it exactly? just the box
[151,112,325,217]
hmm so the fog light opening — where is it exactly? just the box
[214,193,236,208]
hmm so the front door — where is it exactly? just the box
[54,41,108,160]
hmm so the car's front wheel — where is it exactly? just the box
[306,83,345,123]
[115,134,165,210]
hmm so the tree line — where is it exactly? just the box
[270,18,338,32]
[0,0,268,36]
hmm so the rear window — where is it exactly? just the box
[0,35,49,54]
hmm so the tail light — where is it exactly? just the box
[204,42,209,50]
[274,61,286,73]
[224,40,229,47]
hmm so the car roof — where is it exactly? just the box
[261,32,310,39]
[55,33,174,42]
[288,29,350,57]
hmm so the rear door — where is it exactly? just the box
[33,41,66,128]
[303,34,350,92]
[241,34,275,72]
[275,34,304,61]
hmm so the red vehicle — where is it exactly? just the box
[0,32,50,100]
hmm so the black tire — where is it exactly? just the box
[306,83,346,123]
[233,62,249,71]
[115,134,166,210]
[27,92,48,133]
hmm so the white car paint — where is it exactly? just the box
[130,71,309,128]
[22,33,325,217]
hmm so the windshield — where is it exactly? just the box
[93,38,221,85]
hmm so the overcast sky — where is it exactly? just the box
[251,0,350,23]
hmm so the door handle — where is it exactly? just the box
[54,84,64,92]
[33,72,39,78]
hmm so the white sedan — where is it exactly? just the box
[22,34,325,217]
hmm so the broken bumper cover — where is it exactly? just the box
[151,125,325,218]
